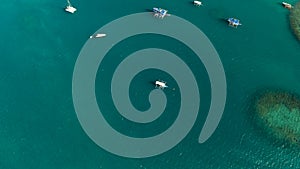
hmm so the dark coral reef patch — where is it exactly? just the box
[290,1,300,41]
[253,90,300,146]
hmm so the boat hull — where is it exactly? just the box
[65,6,77,13]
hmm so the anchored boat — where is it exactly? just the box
[193,1,202,6]
[282,2,293,9]
[155,80,168,89]
[227,18,242,28]
[153,7,170,19]
[65,0,77,13]
[89,34,106,39]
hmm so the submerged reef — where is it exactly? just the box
[290,1,300,41]
[254,90,300,146]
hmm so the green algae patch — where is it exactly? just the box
[290,1,300,41]
[254,91,300,145]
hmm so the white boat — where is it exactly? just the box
[282,2,293,9]
[65,6,76,13]
[193,1,202,6]
[155,80,168,89]
[89,34,106,39]
[65,0,77,13]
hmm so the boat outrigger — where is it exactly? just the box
[227,18,242,28]
[65,0,77,13]
[153,7,170,19]
[282,2,293,9]
[193,1,203,6]
[155,80,168,89]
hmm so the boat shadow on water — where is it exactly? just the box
[218,18,228,24]
[277,2,288,8]
[145,9,153,12]
[189,1,195,5]
[277,2,283,6]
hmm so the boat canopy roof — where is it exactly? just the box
[228,18,240,24]
[153,7,168,15]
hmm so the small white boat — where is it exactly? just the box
[193,1,202,6]
[155,80,168,89]
[65,0,77,13]
[89,34,106,39]
[282,2,293,9]
[65,6,77,13]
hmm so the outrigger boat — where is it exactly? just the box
[282,2,293,9]
[89,33,106,39]
[65,0,77,13]
[155,80,168,89]
[153,7,170,19]
[193,1,202,6]
[227,18,242,28]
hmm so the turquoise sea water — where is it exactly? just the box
[1,0,300,168]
